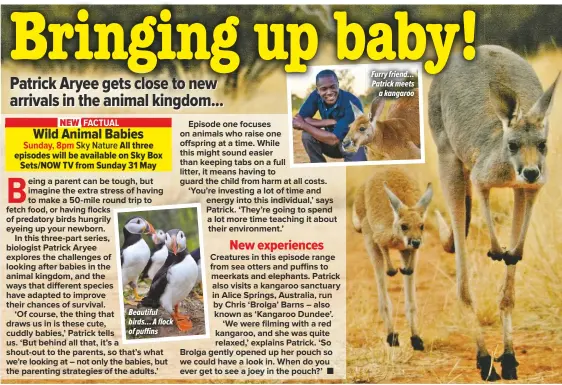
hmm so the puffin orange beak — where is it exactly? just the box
[145,221,156,235]
[171,236,178,255]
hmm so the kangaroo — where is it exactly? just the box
[428,45,559,381]
[342,89,421,160]
[352,166,432,350]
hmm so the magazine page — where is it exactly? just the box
[1,3,562,384]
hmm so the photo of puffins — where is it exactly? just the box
[114,204,208,342]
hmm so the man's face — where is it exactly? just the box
[317,75,339,106]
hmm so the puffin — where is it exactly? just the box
[189,248,204,301]
[139,229,168,282]
[139,229,199,331]
[120,216,155,304]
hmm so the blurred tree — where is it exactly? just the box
[291,94,304,112]
[335,69,355,92]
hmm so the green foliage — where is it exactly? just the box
[117,207,200,252]
[336,69,356,92]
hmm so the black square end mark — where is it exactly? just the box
[327,368,334,374]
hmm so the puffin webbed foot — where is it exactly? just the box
[133,288,144,302]
[172,313,193,331]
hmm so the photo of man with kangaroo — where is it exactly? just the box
[292,69,365,163]
[290,65,423,165]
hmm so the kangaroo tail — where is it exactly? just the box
[435,210,455,253]
[352,202,362,232]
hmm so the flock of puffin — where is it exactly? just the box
[120,216,202,332]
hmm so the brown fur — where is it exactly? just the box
[345,90,421,161]
[428,45,560,378]
[354,167,427,248]
[352,166,432,346]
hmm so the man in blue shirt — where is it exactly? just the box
[293,69,365,163]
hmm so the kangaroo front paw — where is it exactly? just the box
[487,249,505,262]
[477,354,501,381]
[399,267,413,275]
[503,252,522,266]
[386,332,399,347]
[410,335,424,351]
[386,268,398,277]
[496,353,519,380]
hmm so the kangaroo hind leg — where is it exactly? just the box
[438,151,500,381]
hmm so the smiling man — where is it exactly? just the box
[293,69,364,163]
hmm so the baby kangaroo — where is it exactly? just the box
[352,167,432,350]
[343,89,421,160]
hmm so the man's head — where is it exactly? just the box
[316,70,339,106]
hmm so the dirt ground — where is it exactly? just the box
[345,214,562,383]
[292,129,342,164]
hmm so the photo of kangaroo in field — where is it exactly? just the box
[429,45,559,381]
[347,44,562,383]
[343,90,421,161]
[352,167,433,351]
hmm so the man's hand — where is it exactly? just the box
[292,115,305,130]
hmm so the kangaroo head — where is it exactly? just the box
[490,73,559,185]
[384,182,433,250]
[342,98,385,152]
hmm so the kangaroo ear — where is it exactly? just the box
[370,97,386,123]
[383,182,404,216]
[350,101,364,120]
[489,81,521,130]
[527,72,560,125]
[415,183,433,214]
